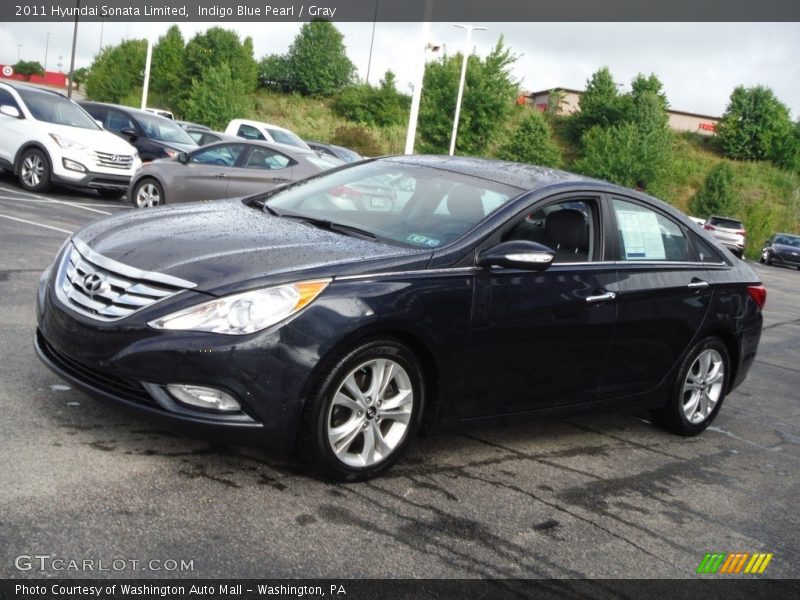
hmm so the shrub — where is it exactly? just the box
[689,162,738,217]
[182,64,251,131]
[496,110,562,167]
[330,125,382,157]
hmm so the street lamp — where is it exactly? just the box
[448,24,487,156]
[17,45,22,62]
[403,0,435,155]
[67,0,80,98]
[44,33,50,71]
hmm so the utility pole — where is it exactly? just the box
[67,0,80,98]
[448,24,487,156]
[44,33,50,71]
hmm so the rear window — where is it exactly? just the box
[708,217,743,229]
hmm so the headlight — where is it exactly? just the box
[148,279,330,335]
[49,134,88,152]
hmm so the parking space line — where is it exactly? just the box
[0,214,74,234]
[0,196,123,210]
[0,185,114,215]
[0,195,114,215]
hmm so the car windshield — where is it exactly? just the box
[17,88,99,129]
[775,235,800,246]
[136,112,195,145]
[266,128,307,148]
[263,161,520,248]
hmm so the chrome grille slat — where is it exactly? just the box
[55,241,196,322]
[94,151,134,170]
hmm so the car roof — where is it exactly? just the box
[381,155,592,191]
[205,138,316,157]
[1,81,67,99]
[79,101,170,120]
[229,118,295,133]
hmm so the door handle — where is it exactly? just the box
[586,291,616,303]
[214,173,227,179]
[687,280,710,289]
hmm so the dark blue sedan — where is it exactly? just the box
[35,156,765,480]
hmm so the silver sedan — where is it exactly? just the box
[128,140,344,208]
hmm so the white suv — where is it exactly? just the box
[224,118,310,150]
[704,215,746,258]
[0,82,141,199]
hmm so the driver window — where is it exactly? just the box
[190,144,245,167]
[504,200,595,263]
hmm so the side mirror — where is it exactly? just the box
[177,152,189,164]
[0,105,21,119]
[476,240,555,271]
[119,127,138,141]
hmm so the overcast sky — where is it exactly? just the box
[1,21,798,118]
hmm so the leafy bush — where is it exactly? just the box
[496,110,562,167]
[418,37,519,155]
[330,125,382,157]
[333,71,409,128]
[284,21,355,96]
[149,25,185,111]
[182,64,251,131]
[86,39,147,103]
[688,162,738,218]
[258,54,292,92]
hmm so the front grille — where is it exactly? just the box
[55,239,196,322]
[38,331,158,407]
[94,151,134,170]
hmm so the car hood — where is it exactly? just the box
[72,199,428,296]
[45,122,137,155]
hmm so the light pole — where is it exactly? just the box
[404,0,435,155]
[140,34,153,110]
[365,0,379,85]
[44,33,50,71]
[448,24,486,156]
[67,0,80,98]
[17,45,22,62]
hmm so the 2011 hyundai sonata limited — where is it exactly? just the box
[35,156,766,481]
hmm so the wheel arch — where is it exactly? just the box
[131,174,166,205]
[14,142,52,175]
[699,327,740,393]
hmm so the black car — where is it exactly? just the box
[306,140,362,163]
[79,101,197,162]
[35,157,765,481]
[760,233,800,269]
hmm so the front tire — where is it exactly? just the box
[301,338,425,481]
[131,178,164,208]
[652,337,729,436]
[18,148,51,192]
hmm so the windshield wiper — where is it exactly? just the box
[280,214,377,241]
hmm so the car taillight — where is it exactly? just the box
[747,285,767,310]
[737,230,747,236]
[704,224,716,230]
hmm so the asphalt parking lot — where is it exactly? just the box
[0,172,798,580]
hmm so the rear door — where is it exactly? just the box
[600,196,714,398]
[224,145,296,197]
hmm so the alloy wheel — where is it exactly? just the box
[681,349,724,424]
[326,358,414,468]
[135,182,161,208]
[21,154,44,188]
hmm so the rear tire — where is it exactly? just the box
[18,148,51,192]
[131,178,164,208]
[652,337,729,436]
[301,338,425,481]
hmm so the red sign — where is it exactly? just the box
[698,122,717,132]
[0,66,67,88]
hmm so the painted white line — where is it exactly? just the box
[0,184,115,215]
[0,195,118,213]
[0,213,74,234]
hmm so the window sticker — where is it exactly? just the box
[616,209,666,260]
[407,233,441,247]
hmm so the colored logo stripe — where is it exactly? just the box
[697,552,773,574]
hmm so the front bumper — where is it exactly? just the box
[52,171,132,192]
[770,252,800,268]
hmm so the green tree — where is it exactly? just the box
[574,122,673,191]
[12,60,45,81]
[630,72,668,111]
[717,86,795,164]
[71,67,89,90]
[497,110,562,167]
[418,37,518,155]
[258,54,292,92]
[150,25,185,110]
[285,21,355,96]
[86,39,147,103]
[688,162,738,217]
[182,63,251,131]
[181,27,258,113]
[572,67,630,138]
[332,70,409,127]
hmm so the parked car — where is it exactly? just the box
[760,233,800,269]
[184,128,233,146]
[704,215,746,258]
[176,120,210,132]
[305,140,362,163]
[224,118,310,150]
[79,101,197,162]
[35,157,765,481]
[128,139,343,208]
[145,107,174,120]
[0,82,141,198]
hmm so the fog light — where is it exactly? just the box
[62,158,87,172]
[166,384,241,413]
